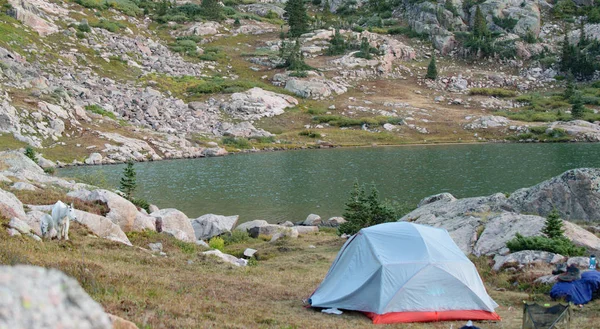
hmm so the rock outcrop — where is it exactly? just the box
[0,265,112,329]
[191,214,239,240]
[508,168,600,221]
[401,168,600,255]
[68,189,139,232]
[150,209,195,242]
[221,88,298,121]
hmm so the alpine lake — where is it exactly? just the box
[58,143,600,224]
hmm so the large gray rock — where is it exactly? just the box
[235,219,269,232]
[191,214,239,240]
[132,212,156,232]
[295,226,319,235]
[248,225,298,239]
[11,182,36,191]
[73,210,132,246]
[508,168,600,221]
[0,265,112,329]
[474,212,545,256]
[150,209,195,242]
[9,217,33,234]
[492,250,565,271]
[303,214,321,226]
[68,189,138,232]
[221,87,298,121]
[0,188,27,220]
[550,120,600,142]
[401,193,510,253]
[202,250,247,266]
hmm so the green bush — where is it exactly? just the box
[221,136,252,149]
[506,234,585,256]
[77,23,91,32]
[169,39,199,57]
[131,197,150,213]
[492,15,518,31]
[209,236,225,251]
[298,130,321,138]
[506,209,585,256]
[469,88,517,98]
[338,182,396,236]
[85,104,117,120]
[90,19,124,32]
[24,147,37,162]
[222,230,252,245]
[264,10,279,19]
[43,167,56,175]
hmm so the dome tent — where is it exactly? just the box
[309,222,501,324]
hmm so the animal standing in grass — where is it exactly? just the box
[41,201,77,240]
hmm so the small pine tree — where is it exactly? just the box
[233,18,241,27]
[201,0,222,20]
[542,209,564,239]
[426,54,438,80]
[563,76,576,100]
[119,160,137,200]
[354,37,373,59]
[24,147,37,162]
[473,6,489,39]
[284,0,309,37]
[571,100,585,120]
[338,182,396,236]
[560,34,577,74]
[326,28,347,55]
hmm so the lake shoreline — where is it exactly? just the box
[56,138,566,169]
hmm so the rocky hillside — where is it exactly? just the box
[0,0,599,166]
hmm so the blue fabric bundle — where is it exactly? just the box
[550,271,600,305]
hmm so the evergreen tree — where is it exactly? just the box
[354,37,373,59]
[473,6,489,39]
[24,147,37,162]
[201,0,222,20]
[280,39,308,70]
[119,160,137,200]
[571,99,585,120]
[560,34,577,74]
[233,18,241,27]
[563,76,576,100]
[326,28,347,55]
[426,54,438,80]
[542,209,564,239]
[284,0,309,37]
[338,182,396,236]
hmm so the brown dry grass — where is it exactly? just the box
[2,215,600,329]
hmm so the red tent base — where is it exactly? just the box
[365,310,501,324]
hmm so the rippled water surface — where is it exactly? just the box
[58,143,600,223]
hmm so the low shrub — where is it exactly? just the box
[85,104,117,120]
[77,23,91,32]
[222,230,251,245]
[24,147,37,162]
[506,234,585,256]
[298,130,321,138]
[209,237,225,251]
[90,19,124,32]
[221,136,252,149]
[469,88,516,98]
[131,197,150,213]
